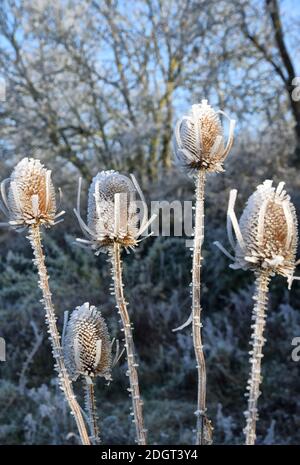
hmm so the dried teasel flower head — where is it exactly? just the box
[0,157,64,230]
[74,170,156,254]
[63,302,112,382]
[173,99,235,175]
[215,180,299,288]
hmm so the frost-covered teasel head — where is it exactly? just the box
[63,302,112,382]
[173,99,235,175]
[87,171,138,244]
[74,170,156,254]
[215,180,299,288]
[0,157,64,229]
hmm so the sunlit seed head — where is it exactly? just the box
[75,170,156,254]
[234,180,298,280]
[63,302,112,381]
[3,157,57,228]
[173,99,235,175]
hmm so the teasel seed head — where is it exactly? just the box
[74,170,156,254]
[63,302,112,382]
[0,157,64,229]
[215,180,299,288]
[173,99,235,175]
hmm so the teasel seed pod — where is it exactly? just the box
[0,157,64,229]
[215,180,299,287]
[173,99,235,176]
[214,180,299,445]
[173,101,235,445]
[63,302,113,444]
[74,170,156,254]
[63,302,112,382]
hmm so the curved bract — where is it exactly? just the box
[216,180,298,288]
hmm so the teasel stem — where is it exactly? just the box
[110,242,146,445]
[84,377,100,444]
[244,271,271,445]
[28,225,90,445]
[192,170,209,445]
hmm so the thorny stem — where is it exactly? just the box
[244,271,271,445]
[192,170,211,445]
[28,225,90,445]
[84,378,100,444]
[110,242,147,445]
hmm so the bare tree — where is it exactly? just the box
[0,0,214,179]
[0,0,299,179]
[236,0,300,163]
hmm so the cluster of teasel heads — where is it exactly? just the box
[0,157,155,445]
[0,98,298,446]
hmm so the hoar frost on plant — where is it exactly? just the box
[173,99,235,176]
[0,157,64,230]
[74,170,156,254]
[63,302,112,382]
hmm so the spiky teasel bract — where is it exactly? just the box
[215,180,299,288]
[0,157,64,229]
[173,99,235,176]
[63,302,112,382]
[74,170,155,254]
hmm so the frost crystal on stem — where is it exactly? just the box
[110,242,147,445]
[244,272,270,445]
